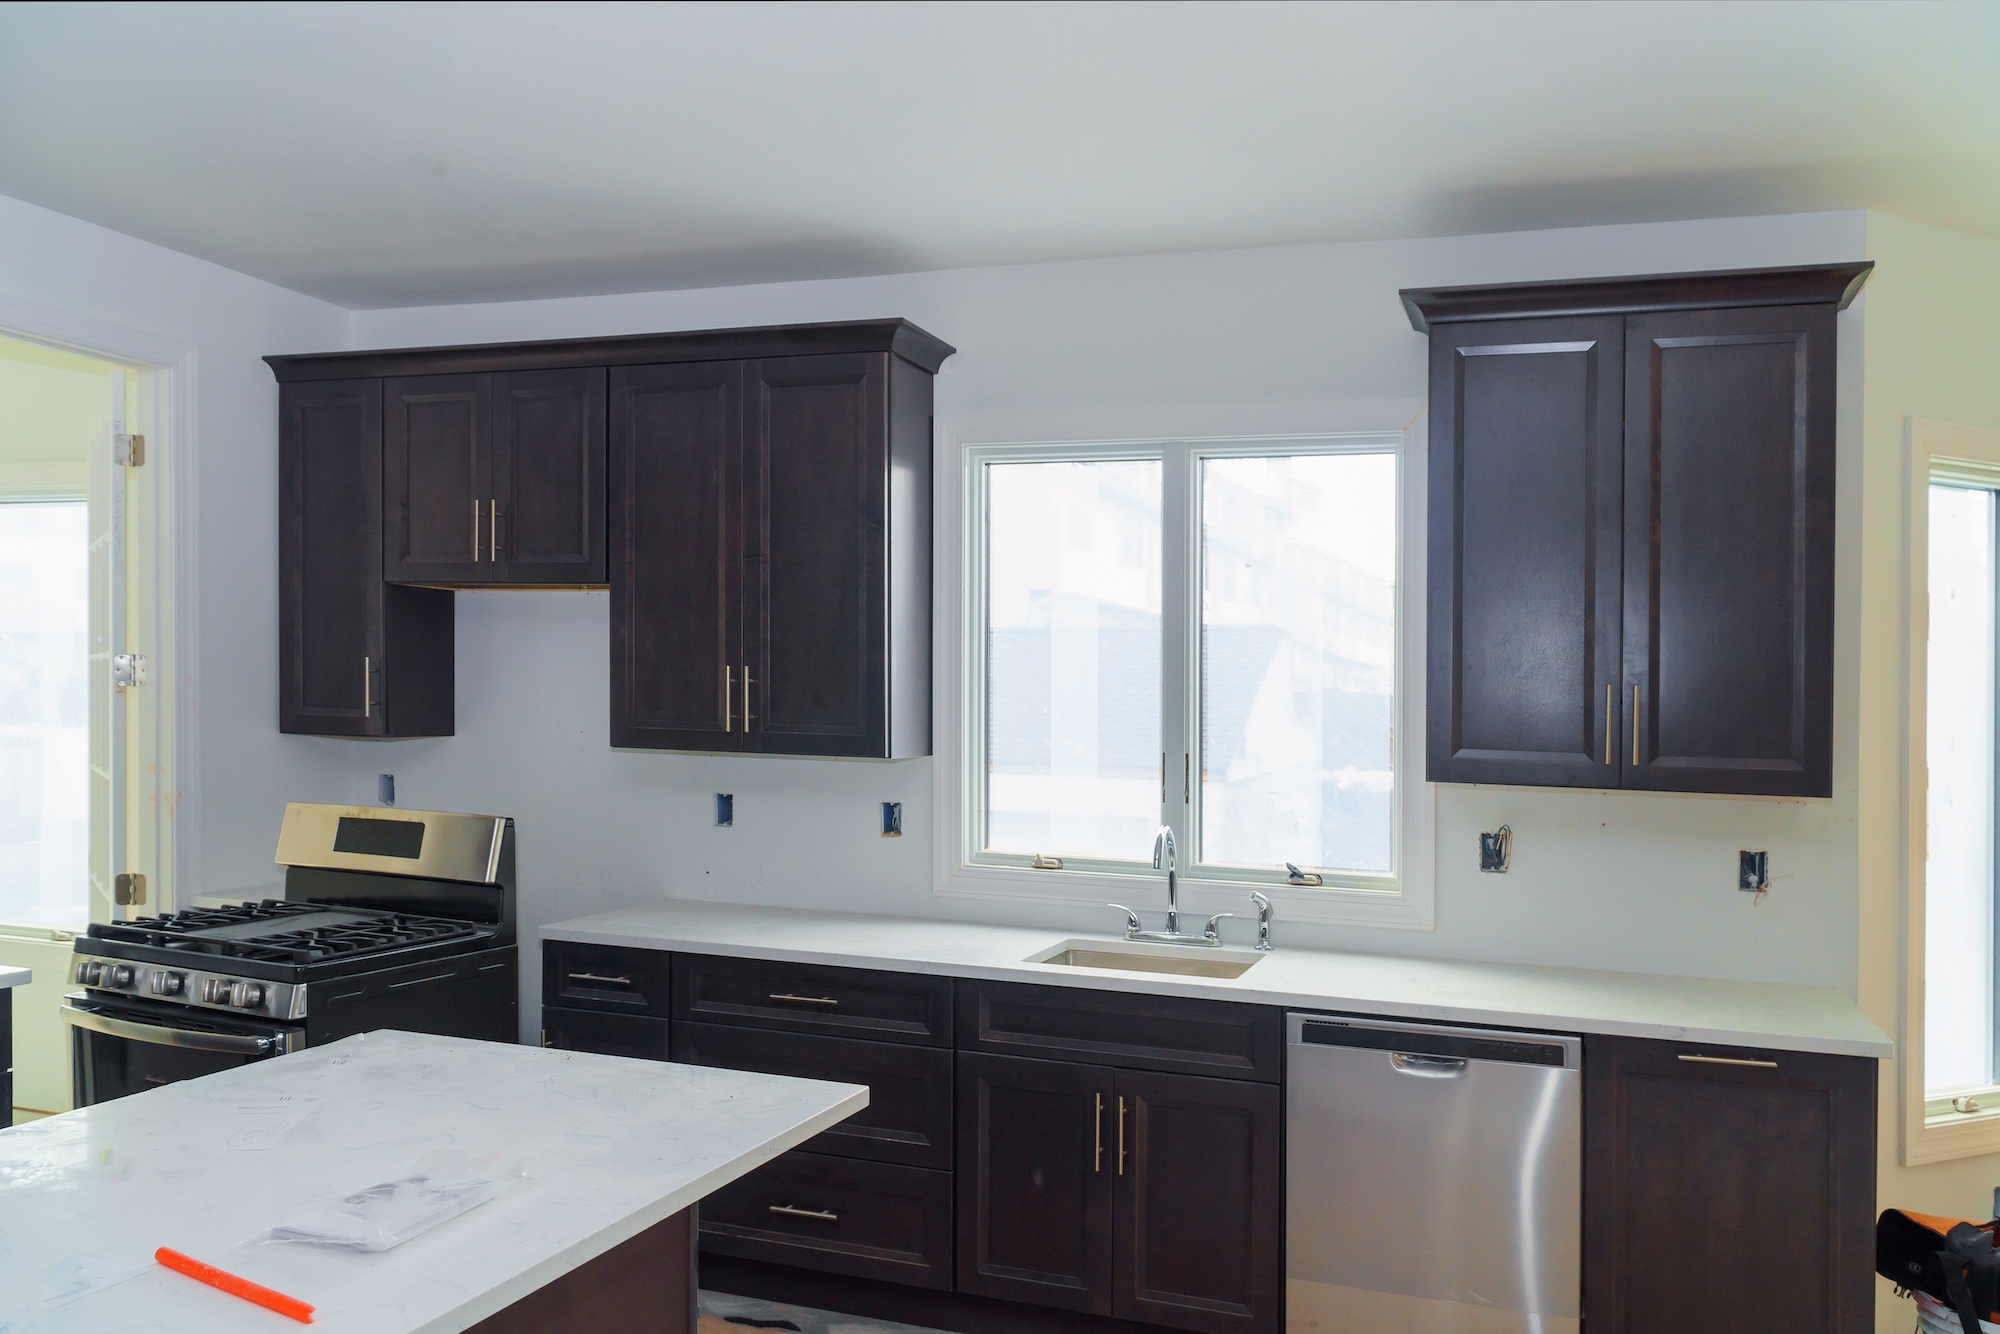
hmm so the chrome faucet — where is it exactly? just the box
[1153,826,1180,936]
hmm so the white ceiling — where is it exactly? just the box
[1,1,1993,309]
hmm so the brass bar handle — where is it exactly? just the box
[1678,1054,1778,1068]
[768,1204,838,1223]
[490,498,500,562]
[472,498,481,560]
[1117,1095,1127,1176]
[1631,684,1640,767]
[1604,684,1613,766]
[363,655,371,719]
[724,666,733,732]
[769,993,838,1007]
[1094,1093,1103,1173]
[568,972,632,987]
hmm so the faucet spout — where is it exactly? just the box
[1152,826,1178,936]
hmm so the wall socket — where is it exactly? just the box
[715,794,734,827]
[1739,850,1769,892]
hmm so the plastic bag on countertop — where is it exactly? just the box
[255,1149,524,1252]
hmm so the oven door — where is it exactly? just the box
[62,992,306,1107]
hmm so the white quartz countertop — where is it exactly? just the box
[542,900,1893,1059]
[0,966,29,990]
[0,1029,866,1333]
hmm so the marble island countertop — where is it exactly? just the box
[542,900,1893,1059]
[0,1029,866,1332]
[0,966,29,989]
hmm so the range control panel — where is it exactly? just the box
[70,959,307,1020]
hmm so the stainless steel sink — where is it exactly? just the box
[1029,939,1264,980]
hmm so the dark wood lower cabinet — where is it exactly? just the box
[1115,1070,1280,1334]
[957,1053,1116,1314]
[700,1149,954,1290]
[540,1005,668,1062]
[468,1206,692,1333]
[1582,1034,1877,1334]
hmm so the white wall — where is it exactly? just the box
[0,191,349,1108]
[312,211,1872,1030]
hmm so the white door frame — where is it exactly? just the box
[0,291,198,919]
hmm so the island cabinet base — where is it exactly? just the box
[470,1208,695,1334]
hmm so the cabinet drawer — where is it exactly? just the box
[673,1021,952,1169]
[541,1005,668,1061]
[957,980,1282,1083]
[674,954,951,1046]
[698,1150,953,1290]
[542,941,669,1016]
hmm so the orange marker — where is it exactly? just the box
[155,1247,315,1324]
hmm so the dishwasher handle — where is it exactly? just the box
[1389,1051,1469,1078]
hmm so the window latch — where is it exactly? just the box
[1285,862,1323,886]
[1030,854,1064,870]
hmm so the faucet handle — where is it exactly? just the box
[1107,904,1142,937]
[1202,912,1238,945]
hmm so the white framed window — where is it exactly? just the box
[934,424,1433,930]
[1904,417,2000,1164]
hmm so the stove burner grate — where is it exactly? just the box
[88,899,486,964]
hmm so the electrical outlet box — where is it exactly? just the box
[882,802,903,837]
[715,794,734,827]
[1479,825,1512,873]
[378,773,395,806]
[1739,850,1769,892]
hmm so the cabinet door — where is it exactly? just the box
[743,353,889,757]
[1623,304,1837,796]
[1427,316,1625,787]
[1582,1035,1876,1333]
[1113,1070,1280,1334]
[384,373,492,584]
[279,381,454,737]
[609,362,753,750]
[491,368,606,585]
[956,1053,1114,1314]
[540,1005,668,1061]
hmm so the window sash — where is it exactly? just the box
[963,434,1404,893]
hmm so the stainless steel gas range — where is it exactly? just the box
[62,802,519,1105]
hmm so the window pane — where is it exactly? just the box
[0,500,89,928]
[1927,483,1996,1095]
[1201,453,1395,874]
[986,460,1161,861]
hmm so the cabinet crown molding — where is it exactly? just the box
[265,317,956,382]
[1399,261,1873,333]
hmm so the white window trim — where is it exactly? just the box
[932,407,1435,930]
[1903,415,2000,1165]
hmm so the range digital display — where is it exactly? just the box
[332,816,425,860]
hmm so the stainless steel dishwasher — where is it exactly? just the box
[1285,1013,1582,1333]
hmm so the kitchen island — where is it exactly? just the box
[0,1028,867,1332]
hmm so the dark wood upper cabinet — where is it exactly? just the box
[384,368,605,586]
[1425,316,1624,788]
[1624,305,1835,795]
[1406,262,1868,797]
[278,379,452,737]
[267,320,950,746]
[609,334,945,757]
[610,360,747,752]
[1582,1034,1876,1334]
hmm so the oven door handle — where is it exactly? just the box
[61,1004,299,1055]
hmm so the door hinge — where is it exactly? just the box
[114,872,147,906]
[113,652,148,689]
[113,432,145,467]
